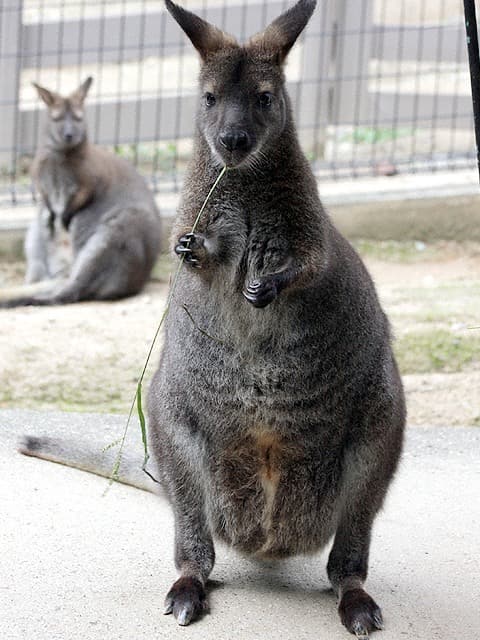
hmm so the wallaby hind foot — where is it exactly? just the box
[163,577,208,626]
[339,589,383,638]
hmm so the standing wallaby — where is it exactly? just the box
[0,77,161,307]
[16,1,405,635]
[146,0,405,636]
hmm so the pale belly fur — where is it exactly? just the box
[207,428,340,558]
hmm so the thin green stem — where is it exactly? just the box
[105,166,228,491]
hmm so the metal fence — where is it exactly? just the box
[0,0,476,205]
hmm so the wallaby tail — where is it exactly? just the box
[18,435,157,492]
[0,295,59,309]
[0,281,71,309]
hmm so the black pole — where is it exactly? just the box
[463,0,480,182]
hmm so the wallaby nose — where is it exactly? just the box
[219,130,250,152]
[64,133,73,143]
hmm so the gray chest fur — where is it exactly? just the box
[39,160,78,216]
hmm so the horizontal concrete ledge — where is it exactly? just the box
[332,194,480,242]
[0,170,479,259]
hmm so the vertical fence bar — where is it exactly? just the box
[94,0,108,145]
[311,0,332,164]
[463,0,480,181]
[296,0,335,157]
[332,0,373,126]
[448,9,467,169]
[370,0,387,174]
[330,0,373,177]
[351,0,372,176]
[385,0,408,175]
[429,0,447,171]
[0,0,23,177]
[407,0,427,173]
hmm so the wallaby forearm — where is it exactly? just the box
[175,198,325,306]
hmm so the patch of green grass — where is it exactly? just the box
[114,142,178,172]
[395,328,480,375]
[384,281,480,327]
[340,127,414,145]
[0,383,129,414]
[354,240,441,263]
[151,252,174,282]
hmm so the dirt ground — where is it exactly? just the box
[0,241,479,427]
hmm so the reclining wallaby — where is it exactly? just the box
[0,77,161,307]
[146,0,405,635]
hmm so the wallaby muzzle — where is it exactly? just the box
[63,120,74,144]
[219,129,251,152]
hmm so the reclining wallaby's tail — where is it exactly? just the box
[0,284,126,309]
[18,435,157,493]
[0,276,89,309]
[0,281,63,308]
[0,293,71,309]
[0,281,123,309]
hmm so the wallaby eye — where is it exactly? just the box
[258,92,273,108]
[50,109,64,122]
[205,92,216,108]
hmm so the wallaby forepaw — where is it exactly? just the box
[339,589,383,637]
[175,233,206,268]
[163,576,207,626]
[243,277,278,308]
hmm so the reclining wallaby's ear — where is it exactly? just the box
[70,76,93,104]
[165,0,237,60]
[248,0,316,63]
[32,83,60,107]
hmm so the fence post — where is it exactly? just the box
[330,0,373,131]
[0,0,23,174]
[295,0,337,158]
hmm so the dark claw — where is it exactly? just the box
[175,245,192,255]
[178,233,195,247]
[178,232,204,249]
[247,279,262,291]
[174,244,201,267]
[164,577,207,626]
[372,612,384,630]
[352,621,370,639]
[243,278,278,308]
[175,232,206,268]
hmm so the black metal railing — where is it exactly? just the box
[0,0,476,206]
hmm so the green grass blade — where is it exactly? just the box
[137,381,148,463]
[104,166,228,493]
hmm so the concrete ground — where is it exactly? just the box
[1,409,479,639]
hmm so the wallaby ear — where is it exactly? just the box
[32,83,59,107]
[248,0,316,63]
[165,0,237,60]
[70,76,93,104]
